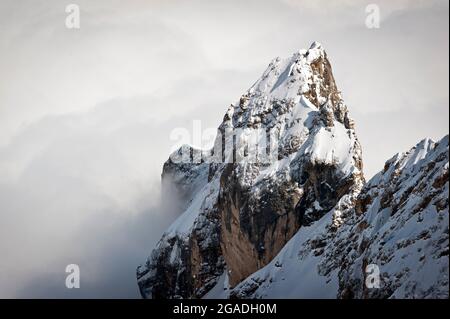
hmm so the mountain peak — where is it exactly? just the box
[237,41,352,137]
[137,43,365,298]
[249,41,329,102]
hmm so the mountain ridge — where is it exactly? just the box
[136,42,448,299]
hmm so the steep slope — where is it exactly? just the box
[137,42,364,298]
[231,136,449,299]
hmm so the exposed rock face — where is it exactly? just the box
[137,42,364,298]
[231,136,449,299]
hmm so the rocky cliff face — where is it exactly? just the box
[231,135,449,299]
[136,42,448,299]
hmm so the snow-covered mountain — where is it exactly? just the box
[136,42,449,299]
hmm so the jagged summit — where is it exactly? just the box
[228,41,350,129]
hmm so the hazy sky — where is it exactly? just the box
[0,0,448,298]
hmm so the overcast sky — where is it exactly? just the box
[0,0,448,298]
